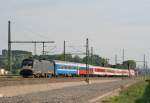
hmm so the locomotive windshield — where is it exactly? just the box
[22,59,33,67]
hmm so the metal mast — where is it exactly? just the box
[7,21,55,73]
[64,40,66,61]
[144,54,146,79]
[91,47,93,65]
[122,48,125,63]
[86,38,90,82]
[8,21,11,72]
[115,54,117,65]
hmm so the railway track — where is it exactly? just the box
[0,76,125,87]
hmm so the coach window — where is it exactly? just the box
[60,66,63,69]
[65,66,67,69]
[63,66,65,69]
[65,66,68,69]
[62,66,64,69]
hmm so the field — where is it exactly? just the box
[103,79,150,103]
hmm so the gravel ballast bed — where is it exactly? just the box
[0,80,132,103]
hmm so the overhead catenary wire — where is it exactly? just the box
[11,22,55,55]
[68,46,85,53]
[13,22,51,40]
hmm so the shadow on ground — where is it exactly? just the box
[136,81,150,103]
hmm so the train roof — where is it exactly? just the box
[23,59,133,71]
[54,60,86,67]
[54,60,126,71]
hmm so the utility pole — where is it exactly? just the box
[146,61,148,76]
[128,62,131,77]
[144,54,146,78]
[122,48,125,80]
[34,42,37,55]
[8,20,12,73]
[122,48,125,63]
[91,47,93,65]
[121,48,125,79]
[7,21,54,69]
[115,54,117,65]
[42,42,45,55]
[86,38,90,83]
[64,40,66,61]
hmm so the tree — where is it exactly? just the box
[82,54,109,66]
[0,58,7,69]
[56,53,73,61]
[111,64,123,69]
[122,60,136,69]
[72,55,82,63]
[0,50,32,73]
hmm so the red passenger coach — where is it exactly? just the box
[78,69,93,75]
[91,65,135,76]
[92,66,106,76]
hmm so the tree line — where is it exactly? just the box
[34,53,136,69]
[0,50,136,74]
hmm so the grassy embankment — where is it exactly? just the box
[103,78,150,103]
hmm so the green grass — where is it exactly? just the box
[103,80,150,103]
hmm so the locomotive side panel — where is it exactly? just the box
[20,59,55,77]
[33,60,54,74]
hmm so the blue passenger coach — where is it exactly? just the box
[54,60,79,76]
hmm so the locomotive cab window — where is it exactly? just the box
[22,59,33,67]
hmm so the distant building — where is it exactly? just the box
[0,68,8,75]
[2,49,32,57]
[0,49,32,71]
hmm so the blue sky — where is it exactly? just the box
[0,0,150,65]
